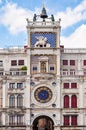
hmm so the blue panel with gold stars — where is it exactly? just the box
[30,32,56,48]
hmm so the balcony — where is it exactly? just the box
[10,70,27,76]
[0,47,25,54]
[61,48,86,53]
[31,73,55,80]
[0,70,27,77]
[61,70,86,76]
[9,123,25,126]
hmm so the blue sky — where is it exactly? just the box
[0,0,86,48]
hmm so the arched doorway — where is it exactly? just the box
[33,115,54,130]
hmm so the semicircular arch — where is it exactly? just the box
[32,115,54,130]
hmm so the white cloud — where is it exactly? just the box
[0,0,86,34]
[55,0,86,29]
[0,2,33,34]
[61,24,86,48]
[0,0,86,49]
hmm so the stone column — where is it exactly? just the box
[78,79,84,125]
[26,125,32,130]
[54,125,60,130]
[69,95,71,108]
[56,52,61,108]
[2,79,6,125]
[79,79,83,108]
[25,39,31,129]
[79,110,84,126]
[56,53,60,76]
[24,78,31,126]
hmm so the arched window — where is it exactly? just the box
[71,95,77,108]
[41,62,46,73]
[9,95,15,108]
[17,94,23,108]
[64,95,69,108]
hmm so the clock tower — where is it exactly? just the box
[26,6,61,130]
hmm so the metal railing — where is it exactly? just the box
[0,70,27,76]
[10,70,27,76]
[61,70,86,76]
[61,48,86,53]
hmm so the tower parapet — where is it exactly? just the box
[26,6,61,27]
[26,18,61,27]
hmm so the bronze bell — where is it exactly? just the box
[40,6,48,21]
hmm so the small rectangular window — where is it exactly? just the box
[70,60,75,65]
[18,60,24,65]
[50,66,54,71]
[83,60,86,65]
[63,60,68,65]
[17,83,23,89]
[9,115,15,125]
[9,83,15,89]
[64,83,69,88]
[33,67,37,71]
[0,61,3,66]
[11,60,17,66]
[62,69,68,75]
[70,69,75,75]
[17,115,23,125]
[84,70,86,75]
[71,115,77,125]
[71,83,77,88]
[64,115,70,125]
[0,72,3,76]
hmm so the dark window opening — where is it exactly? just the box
[64,83,69,89]
[63,60,68,65]
[33,67,37,71]
[11,60,17,66]
[17,83,23,89]
[50,67,54,71]
[70,60,75,65]
[83,60,86,65]
[40,45,43,47]
[71,95,77,108]
[71,115,77,125]
[71,83,77,88]
[18,60,24,65]
[17,94,23,108]
[9,83,15,89]
[64,95,69,108]
[9,95,15,108]
[64,115,70,126]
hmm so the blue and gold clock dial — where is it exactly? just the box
[34,87,52,103]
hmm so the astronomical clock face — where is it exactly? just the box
[31,32,56,48]
[34,87,52,103]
